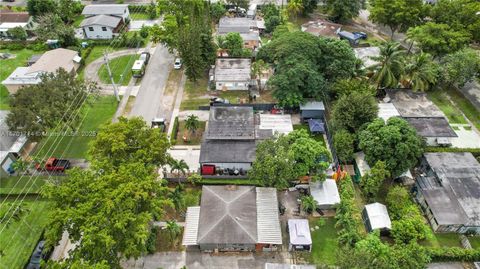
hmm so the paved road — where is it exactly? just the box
[129,45,173,121]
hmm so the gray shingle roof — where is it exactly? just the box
[205,106,255,140]
[80,15,121,28]
[405,117,457,138]
[82,4,128,16]
[214,58,252,83]
[199,140,256,164]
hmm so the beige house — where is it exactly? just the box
[2,48,81,93]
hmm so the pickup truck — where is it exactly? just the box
[36,157,71,172]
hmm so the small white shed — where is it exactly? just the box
[362,202,392,233]
[288,219,312,252]
[310,179,340,210]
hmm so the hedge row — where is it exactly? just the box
[425,147,480,157]
[426,247,480,262]
[0,41,47,51]
[170,117,179,145]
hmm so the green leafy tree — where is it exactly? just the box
[210,2,226,23]
[406,22,471,57]
[165,220,181,240]
[331,78,376,99]
[430,0,480,43]
[331,91,379,133]
[392,242,431,269]
[251,59,269,91]
[265,15,281,33]
[27,0,57,16]
[369,0,427,39]
[7,69,98,141]
[35,13,77,46]
[146,1,158,19]
[369,42,405,89]
[301,195,317,214]
[327,0,361,23]
[359,160,390,199]
[301,0,319,15]
[46,260,110,269]
[57,0,84,23]
[185,114,200,134]
[333,130,355,164]
[440,48,480,88]
[168,185,185,211]
[187,173,202,185]
[42,164,170,267]
[149,16,178,51]
[217,32,249,57]
[391,216,428,244]
[169,159,189,180]
[358,117,424,177]
[287,0,303,20]
[88,117,170,170]
[336,176,363,246]
[402,52,439,91]
[7,26,27,41]
[385,185,412,219]
[139,25,150,39]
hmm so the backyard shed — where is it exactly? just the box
[288,219,312,252]
[362,202,392,233]
[300,101,325,121]
[307,119,325,134]
[309,179,340,210]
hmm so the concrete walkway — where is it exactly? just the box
[166,72,187,138]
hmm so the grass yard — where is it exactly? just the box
[428,90,468,125]
[77,45,124,80]
[309,217,339,265]
[155,227,184,252]
[0,176,62,195]
[34,96,117,159]
[174,121,206,145]
[165,69,183,95]
[446,88,480,131]
[0,199,52,269]
[98,54,136,86]
[469,236,480,249]
[130,12,156,20]
[421,231,462,248]
[0,48,47,110]
[72,15,85,27]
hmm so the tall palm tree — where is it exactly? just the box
[185,114,200,135]
[369,42,406,91]
[165,220,181,241]
[301,195,317,215]
[170,159,189,183]
[287,0,303,20]
[402,52,438,92]
[168,185,185,211]
[251,60,269,92]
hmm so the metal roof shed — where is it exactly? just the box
[182,206,200,246]
[256,187,283,245]
[288,219,312,252]
[362,202,392,233]
[308,119,325,134]
[300,101,325,120]
[310,179,340,209]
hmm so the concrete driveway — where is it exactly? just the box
[129,45,174,121]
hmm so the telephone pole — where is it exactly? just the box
[103,50,120,102]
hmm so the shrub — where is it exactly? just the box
[170,117,179,145]
[146,226,159,254]
[336,175,363,247]
[139,25,150,39]
[426,247,480,262]
[26,42,48,51]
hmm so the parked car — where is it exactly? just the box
[132,60,146,78]
[27,241,45,269]
[210,97,230,106]
[353,32,367,40]
[173,58,182,69]
[139,51,151,65]
[35,157,71,172]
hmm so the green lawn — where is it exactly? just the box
[428,90,468,125]
[0,199,52,269]
[446,88,480,131]
[34,96,117,159]
[72,15,85,27]
[0,176,62,195]
[98,54,136,86]
[0,48,46,110]
[77,45,124,81]
[310,217,340,265]
[421,229,462,248]
[174,121,206,145]
[469,236,480,249]
[130,12,154,20]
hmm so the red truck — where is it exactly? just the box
[36,157,71,172]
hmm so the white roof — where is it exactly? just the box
[256,187,282,244]
[182,206,200,246]
[132,60,144,70]
[259,114,293,135]
[0,22,28,31]
[354,151,371,177]
[82,4,128,16]
[364,202,391,230]
[378,103,400,121]
[310,179,341,207]
[1,67,41,85]
[288,219,312,245]
[300,101,325,111]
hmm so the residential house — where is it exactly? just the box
[362,202,392,234]
[199,106,292,176]
[2,48,81,93]
[386,90,458,146]
[0,111,28,177]
[0,10,35,39]
[288,219,312,252]
[415,152,480,234]
[182,185,282,251]
[212,58,251,91]
[218,17,264,51]
[301,19,342,39]
[81,4,130,22]
[310,179,341,210]
[80,15,123,39]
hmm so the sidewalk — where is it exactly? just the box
[167,72,187,138]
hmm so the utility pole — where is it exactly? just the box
[103,50,120,102]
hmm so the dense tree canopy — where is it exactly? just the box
[402,52,439,91]
[331,78,376,99]
[440,48,480,88]
[359,117,424,177]
[35,13,77,46]
[406,22,471,57]
[359,160,390,199]
[369,42,405,89]
[331,91,379,133]
[7,69,98,141]
[27,0,57,16]
[217,32,250,57]
[6,26,27,41]
[333,130,355,164]
[369,0,427,38]
[326,0,362,23]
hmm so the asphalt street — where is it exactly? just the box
[129,45,174,122]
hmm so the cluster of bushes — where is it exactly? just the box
[0,41,47,51]
[426,247,480,262]
[170,117,179,145]
[261,4,282,34]
[336,175,363,246]
[146,226,159,254]
[128,2,157,19]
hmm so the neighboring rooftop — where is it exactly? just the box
[0,10,30,23]
[256,187,282,244]
[310,179,341,207]
[288,219,312,245]
[378,102,400,121]
[205,106,255,140]
[0,110,27,162]
[214,58,252,82]
[300,101,325,111]
[27,48,79,74]
[199,140,256,164]
[80,14,121,28]
[258,114,293,135]
[418,152,480,226]
[364,203,392,231]
[218,17,257,33]
[405,117,457,138]
[301,19,342,38]
[386,89,444,117]
[82,4,128,16]
[354,47,381,68]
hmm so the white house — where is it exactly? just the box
[0,111,28,177]
[0,10,35,39]
[80,15,122,39]
[212,58,252,91]
[81,4,130,22]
